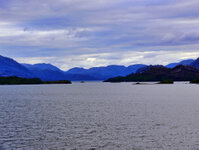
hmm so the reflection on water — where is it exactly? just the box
[1,82,199,150]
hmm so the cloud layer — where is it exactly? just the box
[0,0,199,70]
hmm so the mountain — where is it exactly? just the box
[166,59,194,68]
[65,64,146,80]
[104,65,199,82]
[66,67,87,74]
[0,55,33,78]
[23,63,66,81]
[190,58,199,69]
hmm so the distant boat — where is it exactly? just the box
[80,81,85,83]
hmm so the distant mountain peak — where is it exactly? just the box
[166,59,194,68]
[23,63,62,72]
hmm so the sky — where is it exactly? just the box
[0,0,199,70]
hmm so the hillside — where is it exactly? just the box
[0,55,33,78]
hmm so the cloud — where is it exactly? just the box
[0,0,199,68]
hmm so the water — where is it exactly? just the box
[1,82,199,150]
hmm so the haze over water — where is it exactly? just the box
[1,82,199,150]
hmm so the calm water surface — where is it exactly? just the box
[1,82,199,150]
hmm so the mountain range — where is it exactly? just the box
[1,55,199,81]
[0,55,146,81]
[66,64,146,80]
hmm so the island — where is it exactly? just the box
[104,65,199,83]
[0,76,72,85]
[190,79,199,84]
[158,80,174,84]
